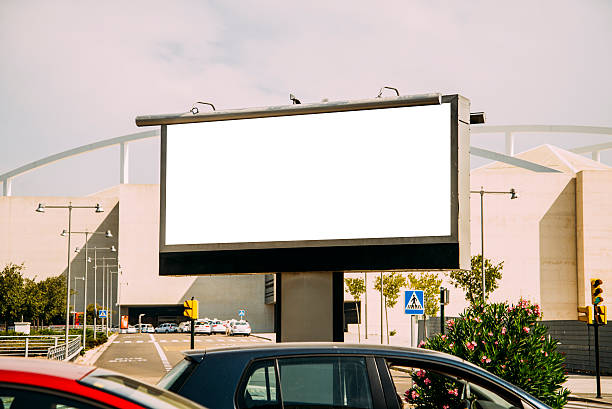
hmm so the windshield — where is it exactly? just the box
[81,369,205,409]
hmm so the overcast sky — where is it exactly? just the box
[1,1,611,196]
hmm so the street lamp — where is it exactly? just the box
[109,269,121,330]
[35,201,104,359]
[470,187,518,303]
[82,246,116,339]
[72,276,84,318]
[97,256,118,335]
[71,229,114,347]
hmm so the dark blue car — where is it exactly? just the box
[158,343,551,409]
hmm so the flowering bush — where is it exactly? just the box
[407,300,570,409]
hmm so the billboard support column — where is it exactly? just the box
[280,271,344,342]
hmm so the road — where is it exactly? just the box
[95,332,272,384]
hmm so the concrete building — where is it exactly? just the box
[1,144,610,358]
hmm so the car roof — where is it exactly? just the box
[182,342,467,364]
[0,357,95,380]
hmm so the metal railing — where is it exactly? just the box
[46,335,82,361]
[0,335,81,361]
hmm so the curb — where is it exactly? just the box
[250,334,275,342]
[75,333,118,366]
[568,395,612,405]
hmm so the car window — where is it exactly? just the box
[277,356,374,409]
[385,360,520,409]
[237,360,279,409]
[0,387,101,409]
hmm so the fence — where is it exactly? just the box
[0,335,82,361]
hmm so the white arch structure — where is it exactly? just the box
[2,125,611,196]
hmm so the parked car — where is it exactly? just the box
[158,343,551,409]
[135,323,155,333]
[127,325,137,334]
[0,356,207,409]
[178,321,191,333]
[193,319,212,335]
[155,323,178,333]
[210,319,226,334]
[228,320,251,336]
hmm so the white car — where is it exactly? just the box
[178,321,191,333]
[228,320,251,336]
[136,323,155,333]
[127,325,137,334]
[210,319,226,334]
[193,319,212,335]
[155,323,178,333]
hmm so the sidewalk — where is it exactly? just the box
[75,333,118,366]
[564,375,612,404]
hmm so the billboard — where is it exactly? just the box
[137,93,470,275]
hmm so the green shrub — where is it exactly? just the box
[408,300,569,409]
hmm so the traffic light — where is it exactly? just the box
[578,306,593,324]
[591,278,603,306]
[184,299,199,320]
[594,306,607,325]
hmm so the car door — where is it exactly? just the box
[235,355,386,409]
[376,356,546,409]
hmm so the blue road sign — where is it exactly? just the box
[238,309,246,317]
[405,290,424,314]
[98,309,108,318]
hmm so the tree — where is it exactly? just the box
[374,272,406,343]
[0,263,25,328]
[448,255,503,307]
[22,277,45,328]
[38,275,66,325]
[345,277,366,342]
[410,300,569,409]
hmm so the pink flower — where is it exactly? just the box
[501,327,507,335]
[481,341,486,345]
[418,340,426,348]
[448,388,459,396]
[447,319,455,327]
[523,326,530,333]
[541,350,548,357]
[501,364,506,369]
[443,406,450,409]
[424,378,431,385]
[416,369,427,378]
[466,341,477,350]
[481,356,492,364]
[494,341,499,345]
[441,335,447,341]
[411,391,420,400]
[520,359,524,363]
[449,343,454,348]
[488,332,493,336]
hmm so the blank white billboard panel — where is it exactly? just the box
[164,103,451,248]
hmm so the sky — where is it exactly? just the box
[1,0,611,197]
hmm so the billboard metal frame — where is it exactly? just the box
[136,93,470,275]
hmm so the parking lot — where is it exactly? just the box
[95,332,272,384]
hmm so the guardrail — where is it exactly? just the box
[46,335,82,361]
[0,335,81,361]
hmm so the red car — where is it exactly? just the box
[0,357,207,409]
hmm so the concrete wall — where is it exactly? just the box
[576,170,612,308]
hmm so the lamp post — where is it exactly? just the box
[470,187,518,303]
[70,229,113,347]
[97,256,118,335]
[88,246,116,339]
[107,268,120,331]
[72,276,84,323]
[35,202,104,359]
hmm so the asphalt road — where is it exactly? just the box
[95,332,271,384]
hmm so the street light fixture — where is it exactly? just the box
[97,256,118,335]
[35,202,104,360]
[71,230,114,347]
[470,187,519,304]
[85,247,116,339]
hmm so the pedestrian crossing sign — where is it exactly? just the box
[405,290,424,314]
[98,309,108,318]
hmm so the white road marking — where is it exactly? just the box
[124,340,132,343]
[149,334,172,372]
[108,357,147,363]
[136,340,144,343]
